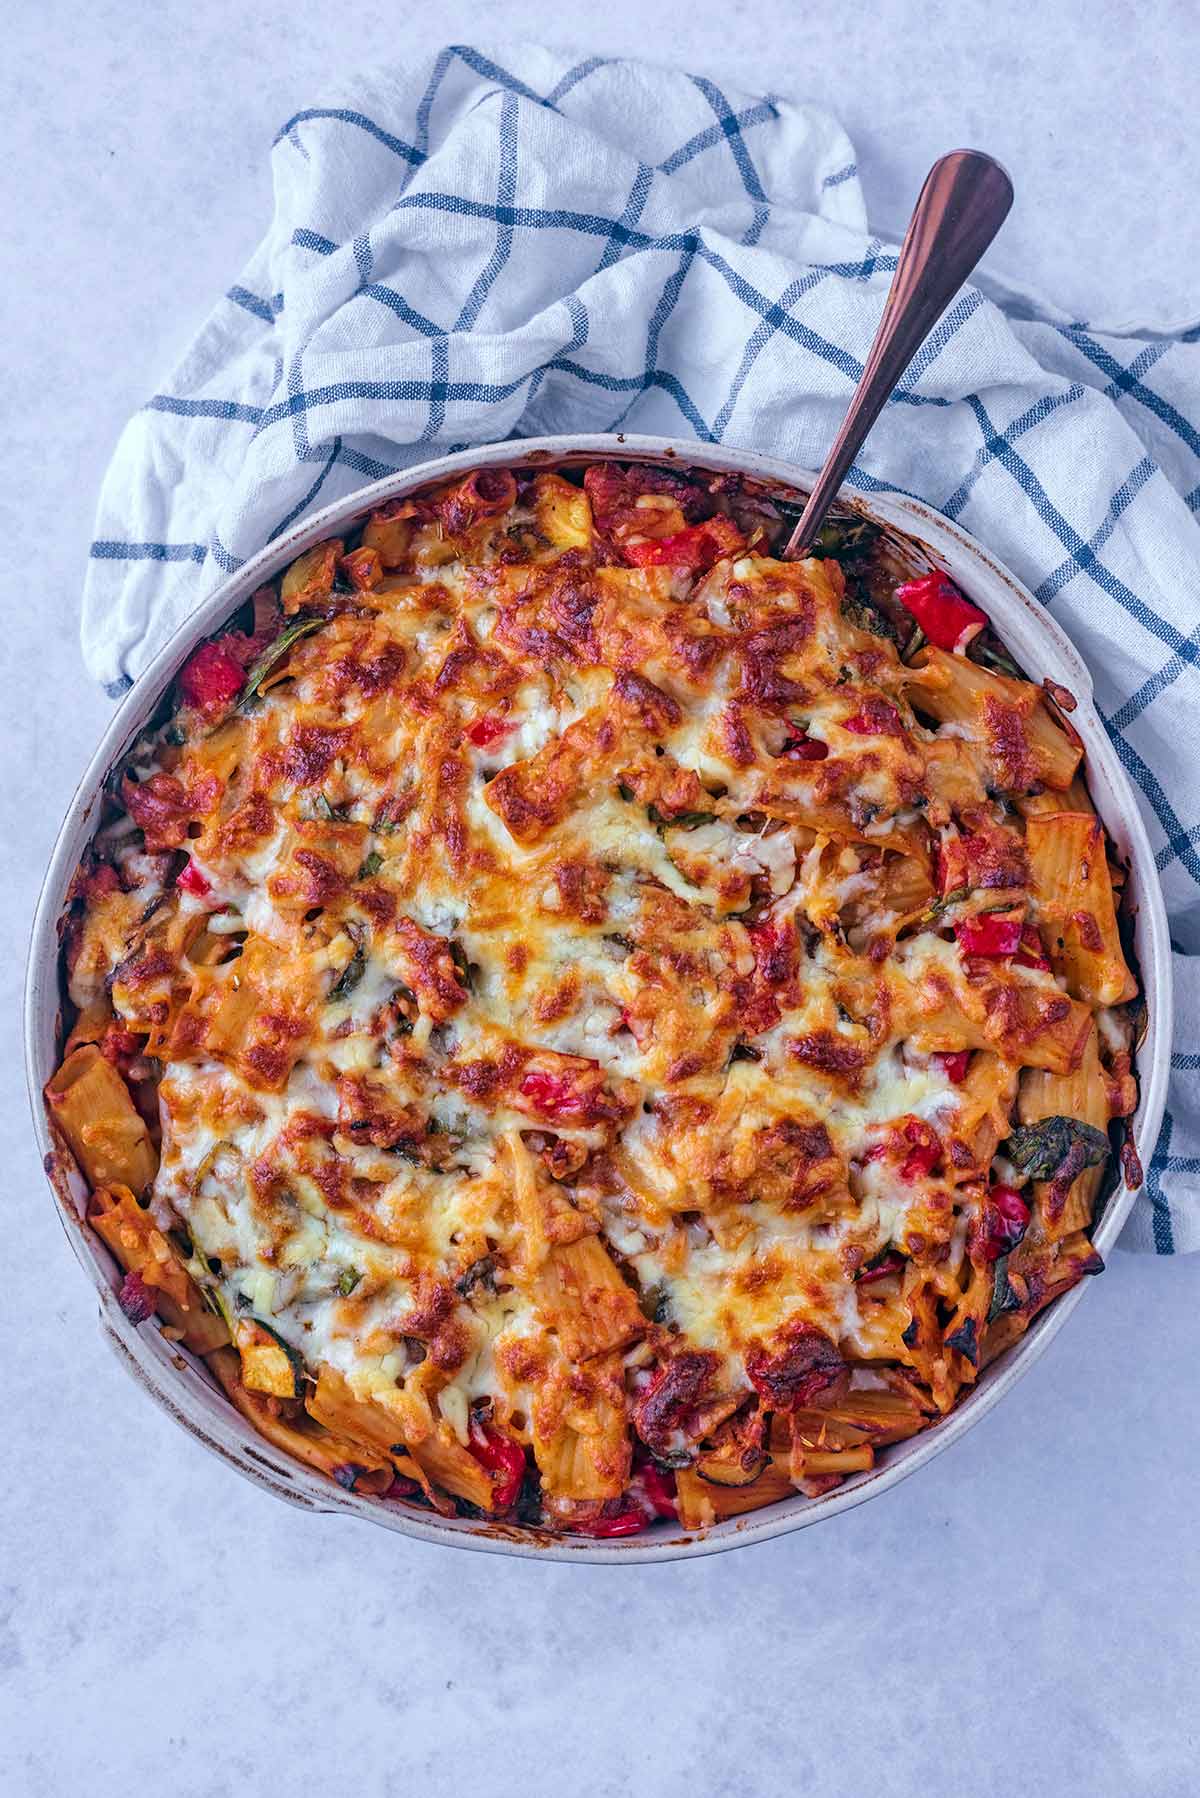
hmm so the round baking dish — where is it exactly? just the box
[26,433,1173,1561]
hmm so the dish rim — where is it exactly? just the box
[25,430,1174,1562]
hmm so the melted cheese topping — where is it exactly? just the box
[67,462,1129,1518]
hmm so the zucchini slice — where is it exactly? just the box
[694,1448,769,1488]
[675,1459,796,1528]
[236,1319,306,1399]
[208,1348,392,1493]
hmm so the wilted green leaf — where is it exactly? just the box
[329,938,366,1001]
[1004,1115,1111,1182]
[237,615,326,710]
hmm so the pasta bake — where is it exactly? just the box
[49,457,1143,1535]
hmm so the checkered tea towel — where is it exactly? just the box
[81,44,1200,1250]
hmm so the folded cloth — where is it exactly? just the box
[82,44,1199,1249]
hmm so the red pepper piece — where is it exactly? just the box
[118,1270,155,1325]
[894,570,987,651]
[622,517,744,571]
[955,914,1023,958]
[1014,923,1051,971]
[734,916,794,1037]
[567,1506,649,1539]
[982,1185,1031,1260]
[747,915,796,987]
[842,697,904,736]
[466,712,515,749]
[621,533,693,568]
[519,1070,588,1118]
[519,1070,587,1117]
[900,1146,938,1181]
[517,1062,620,1127]
[176,858,212,897]
[178,640,246,716]
[633,1456,679,1520]
[780,728,829,761]
[468,1421,526,1510]
[856,1251,904,1286]
[936,1050,972,1084]
[899,1117,941,1182]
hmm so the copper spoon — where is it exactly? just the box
[784,149,1013,558]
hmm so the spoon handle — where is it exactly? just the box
[784,149,1013,558]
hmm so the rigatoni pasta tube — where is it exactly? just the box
[46,1045,157,1195]
[1025,811,1137,1006]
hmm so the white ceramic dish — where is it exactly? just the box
[25,433,1173,1561]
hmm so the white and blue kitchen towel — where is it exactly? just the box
[83,44,1200,1250]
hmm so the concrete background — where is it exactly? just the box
[3,3,1197,1792]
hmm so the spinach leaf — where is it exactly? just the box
[767,502,880,570]
[840,589,899,643]
[920,884,969,922]
[448,940,474,992]
[1003,1115,1111,1182]
[329,937,367,1001]
[387,983,417,1038]
[515,1467,544,1527]
[810,516,881,567]
[638,1281,674,1326]
[793,512,893,645]
[944,1316,979,1366]
[648,806,717,829]
[969,637,1022,681]
[987,1255,1022,1322]
[455,1255,497,1299]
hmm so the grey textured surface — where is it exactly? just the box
[3,4,1198,1793]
